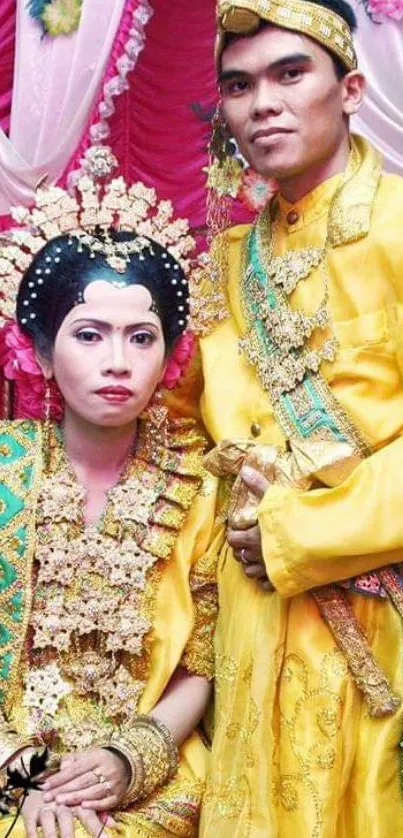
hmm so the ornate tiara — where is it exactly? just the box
[0,147,195,326]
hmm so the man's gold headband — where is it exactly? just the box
[216,0,357,71]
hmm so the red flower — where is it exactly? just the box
[366,0,403,18]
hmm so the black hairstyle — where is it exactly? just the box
[16,230,189,357]
[220,0,357,80]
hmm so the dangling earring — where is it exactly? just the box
[207,104,246,194]
[43,380,53,467]
[44,381,52,422]
[206,102,246,242]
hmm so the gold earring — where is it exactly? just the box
[44,381,52,423]
[43,381,53,469]
[206,103,244,200]
[205,103,246,245]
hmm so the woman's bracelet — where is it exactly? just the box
[107,735,144,807]
[111,715,179,809]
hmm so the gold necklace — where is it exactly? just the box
[240,145,362,400]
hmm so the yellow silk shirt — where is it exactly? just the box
[199,139,403,837]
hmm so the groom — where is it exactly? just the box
[195,0,403,835]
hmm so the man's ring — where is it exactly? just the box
[93,769,106,785]
[241,548,249,565]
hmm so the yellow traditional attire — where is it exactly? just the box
[198,136,403,837]
[0,415,224,838]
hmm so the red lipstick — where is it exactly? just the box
[95,386,133,403]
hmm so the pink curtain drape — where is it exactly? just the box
[0,0,128,214]
[351,1,403,174]
[62,0,248,237]
[0,0,15,136]
[102,0,218,230]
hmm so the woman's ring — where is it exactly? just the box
[103,780,113,794]
[92,769,105,784]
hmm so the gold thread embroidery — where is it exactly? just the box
[21,417,206,748]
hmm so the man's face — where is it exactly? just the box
[220,25,362,182]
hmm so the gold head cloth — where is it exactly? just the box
[216,0,357,71]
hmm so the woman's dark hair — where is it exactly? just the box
[16,230,189,357]
[220,0,357,80]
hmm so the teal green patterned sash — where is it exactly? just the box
[0,421,42,712]
[240,225,369,458]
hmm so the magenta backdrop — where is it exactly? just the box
[0,0,251,235]
[0,0,15,137]
[107,0,218,229]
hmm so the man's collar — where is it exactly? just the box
[266,135,382,246]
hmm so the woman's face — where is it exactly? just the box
[41,280,166,428]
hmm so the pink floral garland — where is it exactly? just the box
[63,0,153,189]
[0,320,194,419]
[364,0,403,19]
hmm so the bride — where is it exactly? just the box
[0,173,223,838]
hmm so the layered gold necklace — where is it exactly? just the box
[240,144,361,403]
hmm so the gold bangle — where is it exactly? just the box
[108,735,144,808]
[139,716,179,780]
[120,715,179,801]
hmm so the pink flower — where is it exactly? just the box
[237,168,278,213]
[0,320,64,420]
[366,0,403,18]
[0,321,42,379]
[161,331,195,390]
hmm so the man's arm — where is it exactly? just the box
[257,435,403,597]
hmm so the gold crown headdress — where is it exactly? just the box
[216,0,357,71]
[0,147,195,327]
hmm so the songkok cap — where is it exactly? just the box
[216,0,357,72]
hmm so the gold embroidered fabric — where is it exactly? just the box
[0,416,224,837]
[238,139,368,407]
[216,0,357,70]
[25,419,207,746]
[181,553,219,680]
[199,136,403,836]
[188,241,230,338]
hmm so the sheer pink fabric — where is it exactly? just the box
[351,1,403,175]
[0,0,127,214]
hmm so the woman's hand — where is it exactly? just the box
[42,747,130,811]
[22,789,114,838]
